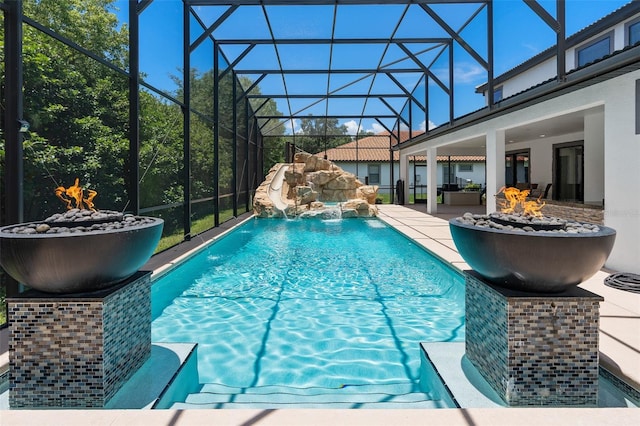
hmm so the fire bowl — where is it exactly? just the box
[449,218,616,293]
[0,217,163,294]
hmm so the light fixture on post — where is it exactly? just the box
[17,119,30,133]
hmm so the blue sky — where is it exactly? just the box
[112,0,631,135]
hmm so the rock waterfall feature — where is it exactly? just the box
[253,152,379,219]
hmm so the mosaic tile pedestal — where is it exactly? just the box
[465,271,603,406]
[8,271,151,408]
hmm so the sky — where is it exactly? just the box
[112,0,632,135]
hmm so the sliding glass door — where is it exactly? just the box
[554,142,584,203]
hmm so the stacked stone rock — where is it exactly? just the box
[253,152,379,218]
[540,202,604,225]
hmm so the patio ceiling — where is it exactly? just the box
[435,109,592,153]
[186,0,498,140]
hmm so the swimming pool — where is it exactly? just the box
[151,217,465,407]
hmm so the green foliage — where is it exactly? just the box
[154,208,233,253]
[464,183,482,191]
[23,0,128,68]
[261,134,288,173]
[295,117,351,155]
[11,0,130,220]
[1,0,281,242]
[139,91,184,208]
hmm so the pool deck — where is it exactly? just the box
[1,204,639,425]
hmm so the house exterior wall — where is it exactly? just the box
[602,70,640,273]
[501,61,557,99]
[506,112,606,208]
[452,163,486,188]
[332,163,386,191]
[335,162,409,196]
[584,109,605,206]
[333,161,486,196]
[489,13,640,101]
[507,130,589,203]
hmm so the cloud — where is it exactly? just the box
[368,122,386,134]
[283,118,301,135]
[454,63,485,84]
[344,120,393,135]
[419,120,437,131]
[431,62,485,85]
[344,120,362,135]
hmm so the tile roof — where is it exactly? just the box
[316,133,485,163]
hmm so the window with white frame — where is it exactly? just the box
[458,164,473,172]
[368,164,380,184]
[576,32,613,67]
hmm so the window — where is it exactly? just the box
[493,86,503,103]
[576,33,613,67]
[367,164,380,185]
[505,150,530,187]
[442,163,453,185]
[627,17,640,46]
[458,164,473,172]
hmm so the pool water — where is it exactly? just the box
[151,218,465,402]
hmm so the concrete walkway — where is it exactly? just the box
[1,204,639,425]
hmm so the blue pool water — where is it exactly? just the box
[151,218,465,404]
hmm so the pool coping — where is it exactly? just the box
[105,342,197,409]
[421,342,504,409]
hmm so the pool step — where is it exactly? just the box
[171,399,444,409]
[200,382,420,395]
[171,382,447,409]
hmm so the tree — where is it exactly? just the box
[1,0,282,227]
[14,0,131,220]
[138,91,184,209]
[243,79,287,174]
[295,116,351,155]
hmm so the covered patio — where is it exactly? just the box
[397,51,640,273]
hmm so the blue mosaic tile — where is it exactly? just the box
[465,271,602,406]
[7,272,151,408]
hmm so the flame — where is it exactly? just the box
[55,178,98,211]
[497,186,545,217]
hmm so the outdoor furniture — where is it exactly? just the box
[441,183,459,192]
[530,183,552,199]
[444,191,481,205]
[515,182,538,191]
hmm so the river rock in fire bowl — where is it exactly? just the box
[449,212,616,293]
[0,209,163,294]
